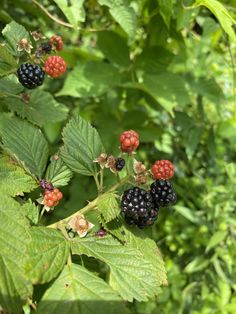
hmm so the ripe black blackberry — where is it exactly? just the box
[150,179,177,207]
[17,63,45,89]
[115,157,125,171]
[121,187,159,228]
[41,42,52,53]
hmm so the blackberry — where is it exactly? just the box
[150,179,177,207]
[115,157,125,171]
[41,42,52,53]
[121,187,159,228]
[17,63,45,89]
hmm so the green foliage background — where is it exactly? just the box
[0,0,236,313]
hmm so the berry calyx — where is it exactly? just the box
[43,188,63,207]
[115,157,125,171]
[151,160,174,180]
[119,130,140,153]
[44,56,67,77]
[150,179,177,207]
[50,35,64,51]
[121,187,158,228]
[17,63,45,89]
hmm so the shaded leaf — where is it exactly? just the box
[0,44,17,76]
[97,193,120,223]
[53,0,85,26]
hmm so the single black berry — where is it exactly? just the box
[39,179,54,191]
[121,187,159,228]
[41,42,52,53]
[115,157,125,171]
[150,179,177,207]
[17,63,45,89]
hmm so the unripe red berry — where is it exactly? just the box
[43,188,63,207]
[119,130,139,153]
[50,35,64,51]
[44,56,67,78]
[151,160,174,180]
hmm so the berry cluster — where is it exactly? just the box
[16,33,67,89]
[119,130,139,153]
[121,187,158,228]
[43,188,63,208]
[151,160,174,180]
[118,130,177,228]
[44,56,67,77]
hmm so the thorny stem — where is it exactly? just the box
[47,175,131,229]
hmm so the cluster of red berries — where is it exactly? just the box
[17,34,67,89]
[119,130,140,153]
[43,188,63,208]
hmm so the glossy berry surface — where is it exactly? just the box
[17,63,45,89]
[50,35,64,51]
[44,56,67,77]
[115,157,125,171]
[150,180,177,207]
[121,187,158,228]
[44,188,63,207]
[119,130,139,153]
[151,160,174,180]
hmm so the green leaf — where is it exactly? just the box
[57,61,121,98]
[2,21,30,55]
[53,0,85,26]
[0,196,32,314]
[174,205,200,224]
[135,46,174,73]
[0,44,17,76]
[185,127,203,159]
[1,116,49,178]
[60,115,104,176]
[20,200,39,225]
[132,72,190,114]
[97,193,120,223]
[5,90,68,127]
[72,235,166,301]
[25,227,70,284]
[46,156,73,187]
[206,231,228,252]
[97,31,130,67]
[194,0,236,42]
[98,0,137,41]
[184,256,210,273]
[37,263,128,314]
[0,156,37,196]
[0,74,23,94]
[157,0,173,28]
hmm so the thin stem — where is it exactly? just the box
[100,169,104,192]
[31,0,106,33]
[32,0,74,29]
[93,174,101,192]
[47,175,130,229]
[0,92,21,99]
